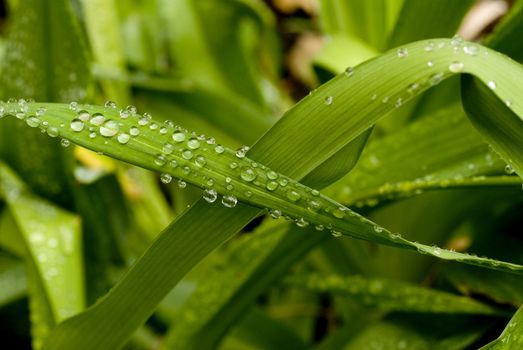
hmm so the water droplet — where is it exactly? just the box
[397,48,408,58]
[266,181,278,191]
[149,122,159,130]
[89,132,96,139]
[187,138,200,149]
[172,131,186,143]
[163,143,174,154]
[331,230,342,238]
[138,115,150,126]
[448,61,464,73]
[373,225,384,233]
[100,120,119,137]
[345,66,354,77]
[395,98,403,108]
[178,179,187,188]
[279,178,289,187]
[229,162,238,169]
[119,109,129,119]
[381,96,389,104]
[487,80,497,90]
[295,218,309,227]
[77,110,90,121]
[424,41,434,52]
[130,126,140,136]
[105,100,117,109]
[70,118,84,132]
[203,189,218,203]
[126,105,137,115]
[160,127,168,135]
[429,73,443,85]
[26,116,41,128]
[315,224,324,231]
[308,200,321,211]
[333,207,346,218]
[450,34,463,47]
[427,60,434,67]
[235,146,249,159]
[90,113,106,126]
[463,44,479,56]
[160,173,172,184]
[47,127,59,138]
[195,156,206,167]
[505,100,513,107]
[36,107,46,117]
[324,96,333,105]
[69,101,78,111]
[182,149,193,160]
[270,209,282,219]
[267,170,278,180]
[222,195,238,208]
[155,154,167,166]
[286,190,301,202]
[505,164,515,174]
[170,160,178,168]
[60,139,70,147]
[240,167,257,182]
[117,133,130,144]
[215,145,225,154]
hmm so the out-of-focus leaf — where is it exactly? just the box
[0,163,84,349]
[0,255,27,308]
[0,0,90,201]
[287,273,505,316]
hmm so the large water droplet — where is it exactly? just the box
[100,120,119,137]
[160,173,172,184]
[26,116,41,128]
[70,118,84,132]
[222,195,238,208]
[117,133,130,144]
[203,189,218,203]
[130,126,140,136]
[172,131,186,143]
[90,113,106,126]
[187,138,200,150]
[240,167,257,182]
[77,110,90,121]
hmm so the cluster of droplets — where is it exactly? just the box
[2,99,394,239]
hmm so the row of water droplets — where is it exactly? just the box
[0,99,390,238]
[321,36,513,111]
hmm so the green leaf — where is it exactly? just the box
[481,307,523,349]
[0,254,27,308]
[287,273,506,316]
[13,38,523,349]
[0,0,91,200]
[0,163,84,348]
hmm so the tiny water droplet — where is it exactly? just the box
[331,230,342,238]
[397,48,408,58]
[266,181,278,191]
[463,44,478,56]
[170,160,178,168]
[105,100,117,109]
[427,60,434,67]
[448,61,464,73]
[505,100,513,107]
[26,116,41,128]
[487,81,497,90]
[77,110,90,121]
[295,218,309,228]
[424,41,434,52]
[47,127,59,138]
[178,180,187,188]
[69,101,78,111]
[235,146,249,159]
[270,209,282,219]
[214,145,225,154]
[163,143,174,154]
[155,154,167,166]
[344,67,354,77]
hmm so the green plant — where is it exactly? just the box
[0,0,522,349]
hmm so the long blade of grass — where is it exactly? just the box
[17,38,523,349]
